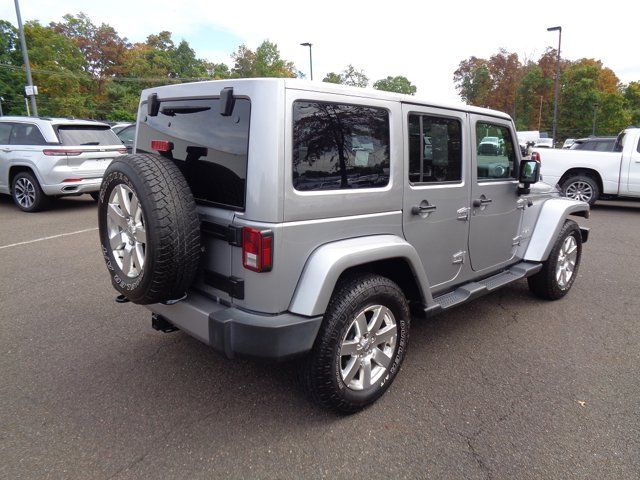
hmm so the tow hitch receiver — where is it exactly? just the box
[152,313,180,333]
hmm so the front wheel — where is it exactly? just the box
[528,220,582,300]
[300,274,410,414]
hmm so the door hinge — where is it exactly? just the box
[512,235,522,246]
[516,199,527,210]
[452,251,466,264]
[456,207,470,221]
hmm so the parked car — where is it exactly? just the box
[569,136,616,152]
[533,127,640,205]
[114,124,135,153]
[111,122,133,134]
[0,116,126,211]
[562,138,576,149]
[97,79,589,413]
[533,138,554,148]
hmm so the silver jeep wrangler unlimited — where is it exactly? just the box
[98,79,589,413]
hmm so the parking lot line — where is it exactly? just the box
[0,227,98,251]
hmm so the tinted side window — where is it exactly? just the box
[0,123,12,144]
[292,101,390,191]
[10,124,46,146]
[117,125,135,143]
[137,98,250,209]
[476,122,517,180]
[408,114,462,183]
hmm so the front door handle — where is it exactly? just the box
[411,201,437,216]
[472,197,493,207]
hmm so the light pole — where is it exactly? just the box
[0,96,4,116]
[547,26,562,147]
[592,102,599,136]
[14,0,37,117]
[300,42,313,81]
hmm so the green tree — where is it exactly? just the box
[373,75,416,95]
[321,65,369,88]
[0,20,24,115]
[231,41,297,78]
[623,81,640,126]
[322,72,342,84]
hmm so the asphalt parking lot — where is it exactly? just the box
[1,194,638,479]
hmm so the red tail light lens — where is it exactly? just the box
[151,140,173,152]
[43,149,82,156]
[531,151,541,162]
[242,227,273,272]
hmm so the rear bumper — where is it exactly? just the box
[42,177,103,195]
[146,292,322,361]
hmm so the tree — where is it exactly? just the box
[373,75,416,95]
[623,82,640,126]
[322,72,342,84]
[321,65,369,88]
[453,56,492,107]
[231,41,297,78]
[0,20,24,115]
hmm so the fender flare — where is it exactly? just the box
[288,235,432,317]
[524,198,589,262]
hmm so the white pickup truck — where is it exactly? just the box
[533,127,640,205]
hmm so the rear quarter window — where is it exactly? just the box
[292,101,390,191]
[136,97,251,210]
[0,123,11,144]
[10,123,46,146]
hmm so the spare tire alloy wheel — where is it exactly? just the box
[107,184,146,278]
[340,305,397,391]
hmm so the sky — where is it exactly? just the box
[2,0,639,104]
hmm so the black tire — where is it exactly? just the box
[528,220,582,300]
[300,274,410,414]
[89,192,100,202]
[98,153,201,304]
[11,171,49,212]
[560,174,599,206]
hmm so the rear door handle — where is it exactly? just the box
[472,197,493,207]
[411,202,437,215]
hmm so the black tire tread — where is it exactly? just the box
[528,220,582,300]
[300,273,410,414]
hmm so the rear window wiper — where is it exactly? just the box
[81,142,100,145]
[160,106,211,117]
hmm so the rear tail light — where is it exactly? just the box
[62,178,83,183]
[531,151,541,162]
[43,149,82,156]
[151,140,173,152]
[242,227,273,272]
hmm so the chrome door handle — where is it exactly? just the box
[472,197,493,207]
[411,203,437,215]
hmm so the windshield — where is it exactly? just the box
[57,125,122,146]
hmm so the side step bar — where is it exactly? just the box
[424,261,543,316]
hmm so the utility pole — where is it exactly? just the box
[14,0,38,117]
[538,95,543,131]
[547,26,562,147]
[300,43,313,80]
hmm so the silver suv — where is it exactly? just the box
[0,117,126,211]
[97,79,590,413]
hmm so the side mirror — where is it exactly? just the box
[517,159,540,194]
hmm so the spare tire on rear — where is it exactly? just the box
[98,153,201,305]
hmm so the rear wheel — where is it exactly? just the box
[11,171,49,212]
[528,220,582,300]
[300,274,410,414]
[561,175,599,206]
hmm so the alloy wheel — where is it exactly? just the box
[106,184,147,278]
[14,177,36,209]
[565,181,593,203]
[556,235,578,289]
[339,304,397,391]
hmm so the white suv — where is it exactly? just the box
[0,116,126,212]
